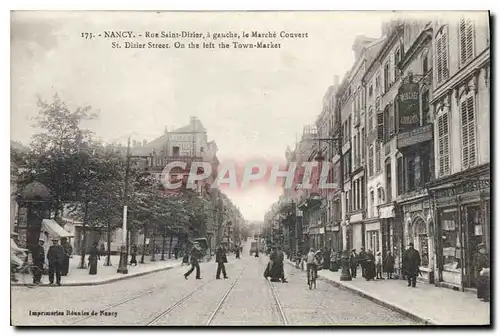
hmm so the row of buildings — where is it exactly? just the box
[11,117,245,255]
[265,12,490,292]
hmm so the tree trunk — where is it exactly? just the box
[150,227,156,261]
[161,233,166,261]
[105,220,112,266]
[78,201,89,269]
[140,222,147,264]
[168,235,174,259]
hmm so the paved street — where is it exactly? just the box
[12,246,418,326]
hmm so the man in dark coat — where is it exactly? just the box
[32,239,45,284]
[403,242,421,288]
[184,243,203,280]
[60,237,73,276]
[323,248,331,270]
[349,249,358,278]
[474,243,490,302]
[276,246,287,283]
[358,247,367,278]
[215,244,229,279]
[47,239,65,286]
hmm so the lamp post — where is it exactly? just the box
[117,137,131,274]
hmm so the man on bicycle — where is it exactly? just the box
[305,248,322,284]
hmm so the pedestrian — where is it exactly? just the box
[235,245,240,259]
[215,244,229,279]
[47,239,65,286]
[322,248,331,271]
[11,233,27,283]
[364,250,376,281]
[384,251,395,279]
[182,248,190,265]
[88,242,100,275]
[375,251,383,279]
[358,247,367,278]
[402,242,421,288]
[474,243,490,302]
[349,249,358,278]
[276,246,287,283]
[264,246,280,282]
[184,242,202,280]
[130,244,138,266]
[173,245,179,260]
[60,237,72,276]
[32,239,46,285]
[99,243,106,257]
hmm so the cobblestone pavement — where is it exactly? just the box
[12,253,419,326]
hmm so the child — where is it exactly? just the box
[375,251,383,279]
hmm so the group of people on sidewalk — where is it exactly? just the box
[348,244,421,285]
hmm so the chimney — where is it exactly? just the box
[334,75,339,86]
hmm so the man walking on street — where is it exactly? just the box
[215,244,229,279]
[403,242,421,288]
[47,239,65,286]
[60,237,72,276]
[358,247,367,278]
[32,239,45,284]
[276,246,287,283]
[184,242,203,280]
[349,249,358,278]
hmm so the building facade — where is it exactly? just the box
[427,12,490,290]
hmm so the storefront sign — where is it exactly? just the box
[398,83,420,133]
[397,124,433,149]
[433,178,490,199]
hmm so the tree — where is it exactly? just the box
[23,94,98,217]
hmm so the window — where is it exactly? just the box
[375,142,381,173]
[460,95,477,169]
[368,108,374,131]
[394,48,401,80]
[360,176,365,209]
[422,89,430,125]
[375,74,381,94]
[459,17,474,66]
[437,112,451,176]
[370,190,375,218]
[368,145,374,177]
[172,146,180,156]
[377,187,384,204]
[361,128,365,160]
[384,105,390,141]
[384,62,390,92]
[353,135,357,165]
[407,156,416,192]
[385,159,392,201]
[413,219,429,267]
[397,156,404,195]
[423,56,429,74]
[367,230,380,253]
[377,110,384,141]
[436,26,449,84]
[369,85,373,98]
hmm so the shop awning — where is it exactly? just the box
[41,219,74,239]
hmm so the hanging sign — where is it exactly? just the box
[398,82,420,133]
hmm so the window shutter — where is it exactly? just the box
[461,96,476,169]
[436,35,442,83]
[377,111,384,141]
[437,113,450,176]
[442,30,449,80]
[460,18,474,65]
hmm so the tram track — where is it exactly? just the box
[258,254,289,326]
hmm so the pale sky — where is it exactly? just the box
[11,11,388,221]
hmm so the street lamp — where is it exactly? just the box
[117,136,132,274]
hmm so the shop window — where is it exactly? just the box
[367,230,380,254]
[459,17,475,66]
[441,209,462,271]
[413,219,429,267]
[460,94,477,169]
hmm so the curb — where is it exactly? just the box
[12,264,180,287]
[284,260,437,325]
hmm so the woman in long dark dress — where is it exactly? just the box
[130,244,138,266]
[384,252,395,279]
[364,250,376,281]
[88,242,100,275]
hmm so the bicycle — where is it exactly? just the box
[307,264,318,290]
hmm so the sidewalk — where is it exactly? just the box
[285,259,490,325]
[13,255,181,287]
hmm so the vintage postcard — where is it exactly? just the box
[10,10,491,326]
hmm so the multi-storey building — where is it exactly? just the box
[427,12,490,291]
[338,35,384,252]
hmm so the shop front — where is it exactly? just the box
[399,197,435,284]
[349,211,365,252]
[379,203,404,277]
[429,165,490,291]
